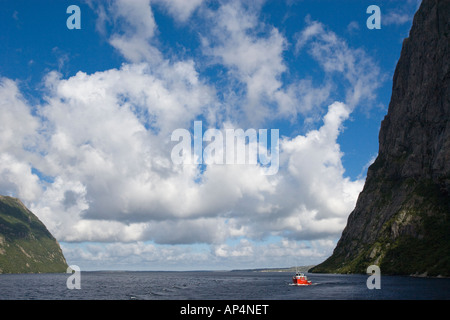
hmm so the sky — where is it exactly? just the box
[0,0,420,271]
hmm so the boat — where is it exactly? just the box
[292,270,312,286]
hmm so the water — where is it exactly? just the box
[1,271,449,300]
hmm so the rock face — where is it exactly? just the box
[0,195,68,273]
[311,0,450,276]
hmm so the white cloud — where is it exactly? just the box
[0,68,363,265]
[61,237,335,270]
[0,1,380,269]
[201,5,383,129]
[383,11,412,26]
[295,17,383,110]
[0,78,40,157]
[383,0,420,27]
[201,0,288,126]
[29,61,217,239]
[105,0,162,63]
[0,78,42,202]
[346,21,360,33]
[275,79,332,119]
[250,102,365,241]
[0,153,42,203]
[61,241,213,270]
[153,0,204,22]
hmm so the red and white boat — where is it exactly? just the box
[292,271,312,286]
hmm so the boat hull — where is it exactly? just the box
[292,280,312,286]
[292,272,312,286]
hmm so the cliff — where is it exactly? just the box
[310,0,450,276]
[0,195,68,273]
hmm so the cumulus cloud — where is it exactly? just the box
[0,78,40,158]
[0,78,42,202]
[201,0,288,126]
[104,0,161,63]
[61,237,335,270]
[31,60,217,237]
[0,73,363,266]
[0,0,381,269]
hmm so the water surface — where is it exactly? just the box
[0,271,449,300]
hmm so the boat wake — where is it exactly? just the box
[289,283,319,286]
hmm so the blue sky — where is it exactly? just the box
[0,0,419,270]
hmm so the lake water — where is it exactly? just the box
[0,271,449,300]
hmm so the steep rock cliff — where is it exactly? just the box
[311,0,450,276]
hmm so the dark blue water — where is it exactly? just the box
[0,271,449,300]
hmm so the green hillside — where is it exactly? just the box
[0,195,68,273]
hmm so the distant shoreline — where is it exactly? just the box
[231,266,316,273]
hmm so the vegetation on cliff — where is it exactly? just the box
[0,195,68,273]
[310,0,450,277]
